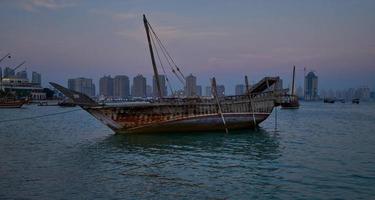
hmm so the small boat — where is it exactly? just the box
[281,66,299,109]
[0,91,26,108]
[58,99,76,107]
[281,94,300,109]
[0,98,26,108]
[352,98,360,104]
[324,98,335,103]
[50,15,280,134]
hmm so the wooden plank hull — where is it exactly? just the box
[0,100,25,108]
[85,105,273,134]
[120,113,271,134]
[280,95,299,109]
[49,82,277,134]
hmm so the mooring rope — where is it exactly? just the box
[0,108,82,124]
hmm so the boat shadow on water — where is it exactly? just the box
[94,128,282,161]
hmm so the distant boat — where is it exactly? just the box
[352,98,360,104]
[58,99,76,107]
[323,98,335,103]
[281,66,300,109]
[50,15,281,134]
[0,96,26,108]
[281,95,300,109]
[0,91,26,108]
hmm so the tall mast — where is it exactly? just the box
[291,65,296,95]
[245,75,249,93]
[143,14,162,98]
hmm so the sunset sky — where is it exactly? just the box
[1,0,374,94]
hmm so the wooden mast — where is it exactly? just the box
[245,75,250,93]
[245,75,257,127]
[143,14,162,98]
[212,77,228,133]
[291,65,296,95]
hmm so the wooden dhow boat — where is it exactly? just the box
[0,91,26,108]
[51,15,280,134]
[0,97,26,108]
[281,66,300,109]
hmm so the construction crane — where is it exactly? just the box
[0,53,11,64]
[3,61,26,78]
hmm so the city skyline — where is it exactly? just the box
[0,0,374,93]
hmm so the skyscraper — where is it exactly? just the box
[146,85,153,97]
[113,75,130,99]
[296,86,303,98]
[355,86,370,100]
[235,84,245,95]
[32,71,42,86]
[304,71,318,100]
[99,75,114,97]
[217,85,225,97]
[68,77,95,97]
[205,86,212,96]
[4,67,15,78]
[185,74,197,97]
[16,70,28,79]
[153,75,167,97]
[196,85,202,96]
[132,74,147,97]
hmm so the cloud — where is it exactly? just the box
[89,9,228,41]
[89,9,138,21]
[114,25,228,45]
[20,0,77,12]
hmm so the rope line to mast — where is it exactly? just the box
[149,28,175,95]
[148,22,185,85]
[0,108,82,124]
[147,22,186,82]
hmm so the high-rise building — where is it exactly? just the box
[185,74,197,97]
[304,71,318,100]
[68,77,96,97]
[99,75,114,97]
[205,86,212,96]
[4,67,15,78]
[16,70,28,79]
[355,86,370,100]
[113,75,130,99]
[146,85,152,97]
[153,75,167,97]
[132,74,147,97]
[31,71,42,86]
[345,88,355,100]
[296,86,303,98]
[217,85,225,97]
[196,85,202,96]
[235,84,245,95]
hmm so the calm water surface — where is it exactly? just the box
[0,102,374,199]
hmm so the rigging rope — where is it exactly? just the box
[149,25,185,85]
[0,108,82,124]
[149,30,175,96]
[147,22,186,82]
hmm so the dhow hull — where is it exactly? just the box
[86,107,271,134]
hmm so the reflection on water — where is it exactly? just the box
[100,128,280,160]
[1,103,375,199]
[71,129,282,199]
